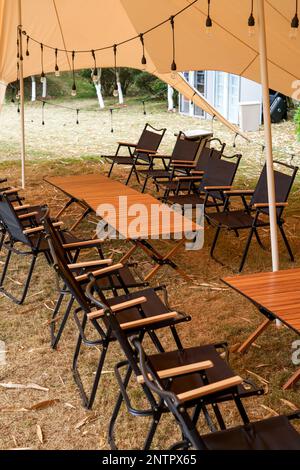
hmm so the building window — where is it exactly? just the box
[180,72,190,114]
[194,71,205,117]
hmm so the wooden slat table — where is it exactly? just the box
[223,268,300,389]
[45,174,202,281]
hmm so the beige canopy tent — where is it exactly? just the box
[1,0,300,271]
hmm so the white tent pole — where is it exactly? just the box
[18,0,26,189]
[257,0,279,272]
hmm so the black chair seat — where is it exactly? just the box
[209,210,267,229]
[202,415,300,450]
[168,194,223,207]
[104,288,169,327]
[89,266,139,291]
[106,156,134,165]
[148,344,256,401]
[139,169,170,178]
[158,181,193,191]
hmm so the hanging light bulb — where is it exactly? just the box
[248,0,256,37]
[112,44,119,97]
[139,34,147,71]
[170,16,177,77]
[26,35,30,57]
[206,0,213,37]
[54,49,60,76]
[113,83,119,97]
[71,51,77,96]
[290,0,299,39]
[40,44,46,83]
[91,50,99,82]
[71,83,77,97]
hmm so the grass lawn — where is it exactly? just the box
[0,98,300,449]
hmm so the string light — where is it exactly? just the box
[206,0,213,37]
[248,0,256,37]
[40,44,46,84]
[139,34,147,69]
[170,16,177,79]
[113,45,119,98]
[110,108,114,132]
[290,0,299,39]
[91,50,98,83]
[54,48,60,77]
[76,109,80,125]
[142,100,147,115]
[71,51,77,97]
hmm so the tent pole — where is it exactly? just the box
[18,0,26,189]
[257,0,279,272]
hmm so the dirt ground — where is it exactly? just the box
[1,99,300,450]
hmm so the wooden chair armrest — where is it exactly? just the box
[172,160,196,165]
[63,239,104,249]
[254,202,288,209]
[175,176,203,181]
[68,259,113,270]
[118,142,137,147]
[223,189,254,196]
[177,376,243,403]
[14,204,31,211]
[18,211,39,220]
[137,360,214,384]
[1,187,22,195]
[23,221,63,235]
[75,263,124,282]
[191,171,204,175]
[87,296,147,320]
[136,148,157,154]
[120,311,178,330]
[204,186,233,191]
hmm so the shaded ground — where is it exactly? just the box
[0,100,300,449]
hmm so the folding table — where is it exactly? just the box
[223,268,300,390]
[45,174,202,281]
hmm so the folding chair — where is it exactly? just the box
[155,138,226,198]
[85,287,263,450]
[104,123,166,184]
[137,132,203,193]
[209,161,298,272]
[134,341,300,450]
[166,153,242,216]
[45,228,191,410]
[0,196,60,304]
[42,213,148,349]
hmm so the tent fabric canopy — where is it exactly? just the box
[0,0,299,97]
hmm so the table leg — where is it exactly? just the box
[55,197,76,219]
[120,244,138,264]
[283,369,300,390]
[137,238,192,282]
[70,208,92,231]
[237,319,272,354]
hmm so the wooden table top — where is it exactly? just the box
[223,268,300,333]
[45,174,202,239]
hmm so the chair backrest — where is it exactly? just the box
[195,138,226,172]
[85,278,159,408]
[250,161,298,216]
[42,214,91,312]
[0,194,31,245]
[134,123,166,161]
[170,132,202,163]
[201,153,242,190]
[131,338,207,450]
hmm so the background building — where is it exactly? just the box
[179,71,262,125]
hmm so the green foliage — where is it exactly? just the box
[294,105,300,141]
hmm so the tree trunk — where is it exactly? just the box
[42,76,47,98]
[93,68,105,109]
[31,76,36,101]
[116,70,124,105]
[168,85,174,111]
